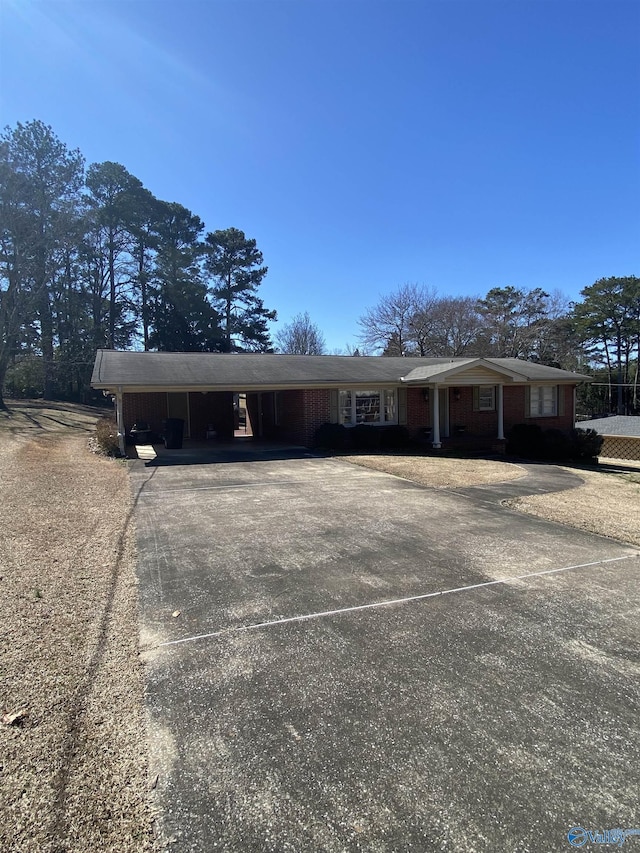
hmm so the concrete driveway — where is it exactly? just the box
[130,448,640,853]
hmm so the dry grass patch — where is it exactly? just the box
[341,449,640,548]
[0,399,104,433]
[0,402,154,852]
[339,453,526,488]
[509,458,640,547]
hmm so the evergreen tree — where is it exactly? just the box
[204,227,276,352]
[85,161,144,349]
[573,276,640,414]
[149,202,220,351]
[0,120,84,404]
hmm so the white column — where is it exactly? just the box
[432,384,441,448]
[443,388,450,438]
[497,384,505,440]
[115,386,125,456]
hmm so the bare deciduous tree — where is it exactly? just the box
[276,311,326,354]
[358,283,437,355]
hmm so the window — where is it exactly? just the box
[530,385,557,417]
[476,385,495,411]
[339,389,398,425]
[339,390,352,424]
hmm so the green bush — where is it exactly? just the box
[569,428,603,460]
[508,424,603,462]
[350,424,383,450]
[543,428,572,460]
[95,416,121,456]
[506,423,545,458]
[3,356,44,399]
[314,422,349,450]
[314,423,413,452]
[380,425,412,450]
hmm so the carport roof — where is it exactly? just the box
[91,350,590,391]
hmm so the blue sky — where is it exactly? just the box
[1,0,638,351]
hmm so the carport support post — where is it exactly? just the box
[115,386,125,456]
[432,384,441,448]
[497,384,505,440]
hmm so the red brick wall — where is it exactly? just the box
[124,384,576,446]
[270,389,330,446]
[404,385,575,438]
[123,392,167,436]
[300,388,331,445]
[504,385,574,433]
[407,388,431,431]
[448,387,497,436]
[242,390,330,446]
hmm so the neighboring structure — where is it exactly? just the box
[576,415,640,461]
[91,350,590,455]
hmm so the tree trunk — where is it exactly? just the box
[0,349,10,410]
[108,230,116,348]
[38,283,55,400]
[616,333,624,415]
[225,273,232,352]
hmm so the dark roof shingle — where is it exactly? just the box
[91,350,590,389]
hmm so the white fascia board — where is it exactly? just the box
[91,381,404,394]
[401,358,529,384]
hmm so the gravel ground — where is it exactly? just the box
[0,401,154,853]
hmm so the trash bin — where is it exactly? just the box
[164,418,185,450]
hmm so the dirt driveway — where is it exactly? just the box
[131,449,640,853]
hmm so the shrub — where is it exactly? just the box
[542,428,572,460]
[314,422,349,450]
[350,424,383,450]
[508,424,603,462]
[379,425,412,450]
[3,356,44,399]
[506,423,545,458]
[95,416,121,456]
[569,428,603,460]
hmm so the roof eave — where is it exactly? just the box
[401,358,530,384]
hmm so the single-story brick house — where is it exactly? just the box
[90,350,590,455]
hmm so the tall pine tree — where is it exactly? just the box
[204,227,276,352]
[149,202,220,351]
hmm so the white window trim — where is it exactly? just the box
[477,385,496,412]
[529,384,558,417]
[339,388,399,426]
